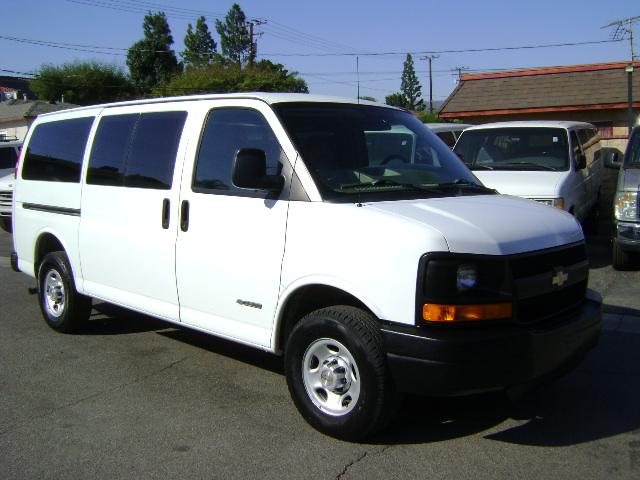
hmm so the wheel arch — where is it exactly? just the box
[272,281,380,353]
[33,230,69,277]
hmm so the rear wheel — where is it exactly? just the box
[38,251,92,333]
[284,306,395,441]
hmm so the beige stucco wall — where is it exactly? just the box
[0,119,31,141]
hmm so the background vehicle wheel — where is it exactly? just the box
[0,217,11,233]
[38,251,92,333]
[284,305,395,441]
[612,242,632,270]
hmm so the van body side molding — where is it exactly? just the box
[22,203,81,217]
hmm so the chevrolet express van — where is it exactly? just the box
[454,121,603,223]
[12,94,601,440]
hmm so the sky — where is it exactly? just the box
[2,0,637,103]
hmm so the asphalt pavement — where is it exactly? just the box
[1,176,639,479]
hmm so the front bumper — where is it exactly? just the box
[382,289,602,396]
[614,221,640,252]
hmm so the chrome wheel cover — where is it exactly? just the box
[302,338,361,416]
[43,269,66,318]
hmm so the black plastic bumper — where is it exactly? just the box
[382,290,602,396]
[10,251,19,272]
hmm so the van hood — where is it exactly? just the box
[472,170,565,198]
[620,168,640,191]
[367,194,583,255]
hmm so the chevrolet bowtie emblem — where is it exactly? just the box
[551,268,568,288]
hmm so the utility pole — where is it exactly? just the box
[246,19,266,69]
[602,16,639,135]
[452,66,469,83]
[420,54,439,114]
[356,56,360,102]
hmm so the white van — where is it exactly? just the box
[454,121,603,222]
[11,94,601,440]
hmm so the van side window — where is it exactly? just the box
[125,111,187,189]
[87,111,187,189]
[193,108,283,194]
[570,131,582,163]
[22,117,94,183]
[87,114,137,186]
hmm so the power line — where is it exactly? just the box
[259,39,622,57]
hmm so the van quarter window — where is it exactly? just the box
[87,111,187,189]
[193,108,284,194]
[22,117,94,183]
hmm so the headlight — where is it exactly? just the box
[532,197,564,209]
[614,191,638,221]
[456,264,477,291]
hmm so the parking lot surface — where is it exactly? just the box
[1,176,639,479]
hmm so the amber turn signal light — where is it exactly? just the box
[423,303,512,322]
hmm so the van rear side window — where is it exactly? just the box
[22,117,94,182]
[87,111,187,189]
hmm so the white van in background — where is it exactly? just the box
[11,94,601,440]
[454,121,603,223]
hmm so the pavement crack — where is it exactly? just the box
[0,356,188,437]
[336,445,392,479]
[336,451,368,480]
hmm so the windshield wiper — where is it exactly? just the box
[338,179,432,191]
[430,179,497,193]
[468,164,494,170]
[493,162,558,171]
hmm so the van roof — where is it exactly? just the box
[464,120,595,131]
[37,93,393,117]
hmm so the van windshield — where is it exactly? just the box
[273,102,491,202]
[454,128,569,172]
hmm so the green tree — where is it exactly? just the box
[153,59,308,97]
[126,12,180,93]
[31,61,135,106]
[215,3,252,67]
[385,92,408,108]
[400,53,425,111]
[181,16,218,67]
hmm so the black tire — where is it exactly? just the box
[284,306,395,441]
[0,217,11,233]
[37,251,92,333]
[612,242,632,270]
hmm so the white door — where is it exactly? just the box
[79,105,191,321]
[175,101,292,348]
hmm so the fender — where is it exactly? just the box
[271,274,384,351]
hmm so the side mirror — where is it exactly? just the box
[575,152,586,170]
[605,150,622,169]
[232,148,284,192]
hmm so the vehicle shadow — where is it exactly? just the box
[372,305,640,446]
[81,301,284,374]
[84,298,640,448]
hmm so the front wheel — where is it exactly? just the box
[612,242,632,270]
[38,251,92,333]
[284,306,395,441]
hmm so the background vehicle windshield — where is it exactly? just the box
[0,146,18,170]
[625,129,640,168]
[274,103,483,202]
[454,128,569,171]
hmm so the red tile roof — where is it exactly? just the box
[440,61,640,118]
